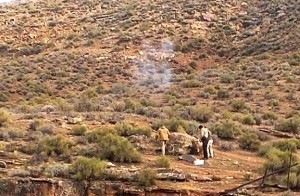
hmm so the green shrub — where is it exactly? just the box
[204,86,216,94]
[135,169,156,187]
[85,128,117,143]
[86,129,141,163]
[37,135,72,156]
[44,163,70,177]
[115,123,151,137]
[72,156,107,181]
[0,92,9,102]
[37,124,54,134]
[155,157,170,168]
[219,142,235,151]
[181,80,201,88]
[269,99,280,107]
[190,105,213,123]
[262,112,278,120]
[151,118,184,132]
[256,131,271,141]
[217,89,230,99]
[220,74,234,84]
[230,99,248,112]
[275,117,300,134]
[28,119,43,131]
[71,125,87,136]
[272,139,300,152]
[241,114,256,125]
[74,97,94,112]
[212,121,241,140]
[238,133,261,152]
[97,133,141,163]
[0,109,11,127]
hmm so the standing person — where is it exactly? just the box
[199,125,213,159]
[156,125,171,156]
[207,130,214,158]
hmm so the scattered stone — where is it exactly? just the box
[66,117,83,124]
[0,161,7,168]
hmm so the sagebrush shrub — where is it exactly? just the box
[190,105,213,123]
[71,125,87,136]
[230,99,248,112]
[238,133,261,151]
[155,156,170,168]
[28,119,43,131]
[0,109,11,127]
[37,135,72,156]
[71,156,107,181]
[275,117,300,134]
[86,129,141,163]
[135,169,156,187]
[211,121,241,140]
[241,114,256,125]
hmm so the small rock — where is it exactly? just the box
[0,161,7,168]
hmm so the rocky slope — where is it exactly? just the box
[0,0,299,195]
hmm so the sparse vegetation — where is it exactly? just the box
[212,121,241,140]
[71,156,107,180]
[238,133,261,152]
[37,135,72,156]
[0,109,11,127]
[135,169,156,187]
[155,156,171,168]
[0,0,299,193]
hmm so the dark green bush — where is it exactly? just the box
[238,133,261,152]
[155,156,170,168]
[135,169,156,187]
[72,156,107,181]
[37,135,72,156]
[211,121,241,140]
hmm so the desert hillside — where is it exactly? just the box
[0,0,299,195]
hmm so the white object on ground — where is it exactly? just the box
[193,159,205,166]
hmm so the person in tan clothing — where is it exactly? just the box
[156,125,171,155]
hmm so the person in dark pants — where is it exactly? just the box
[199,125,210,160]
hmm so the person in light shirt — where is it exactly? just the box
[199,125,213,159]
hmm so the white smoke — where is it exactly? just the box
[132,38,174,90]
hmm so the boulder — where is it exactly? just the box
[166,133,198,155]
[0,161,7,168]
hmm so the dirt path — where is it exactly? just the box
[143,149,266,193]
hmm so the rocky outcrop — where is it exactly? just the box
[166,133,199,155]
[0,178,218,196]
